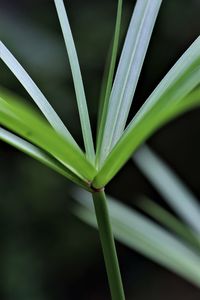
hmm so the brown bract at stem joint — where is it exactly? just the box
[90,184,105,193]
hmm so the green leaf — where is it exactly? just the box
[54,0,95,163]
[164,87,200,120]
[72,189,200,287]
[96,0,123,163]
[0,96,96,182]
[0,42,77,145]
[93,36,200,188]
[134,145,200,236]
[97,0,162,166]
[0,127,91,190]
[137,196,200,250]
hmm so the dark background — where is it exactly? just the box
[0,0,200,299]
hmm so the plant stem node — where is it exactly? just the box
[90,185,105,193]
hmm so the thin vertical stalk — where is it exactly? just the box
[92,189,125,300]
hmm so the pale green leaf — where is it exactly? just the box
[137,196,200,250]
[134,145,200,236]
[0,127,92,190]
[93,36,200,188]
[72,189,200,287]
[96,0,123,162]
[97,0,162,166]
[54,0,95,163]
[0,96,96,182]
[0,41,77,146]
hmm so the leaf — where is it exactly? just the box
[0,127,91,190]
[96,0,123,163]
[93,36,200,188]
[134,145,200,236]
[137,196,200,250]
[54,0,95,163]
[97,0,162,166]
[165,87,200,120]
[72,189,200,287]
[0,96,96,182]
[0,42,77,145]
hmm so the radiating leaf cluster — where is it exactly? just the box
[1,0,200,289]
[1,0,200,190]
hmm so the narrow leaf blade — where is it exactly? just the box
[0,41,77,145]
[98,0,162,165]
[134,145,200,236]
[0,95,96,181]
[54,0,95,163]
[137,196,200,250]
[96,0,123,163]
[93,36,200,188]
[0,127,91,190]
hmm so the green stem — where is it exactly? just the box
[92,189,126,300]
